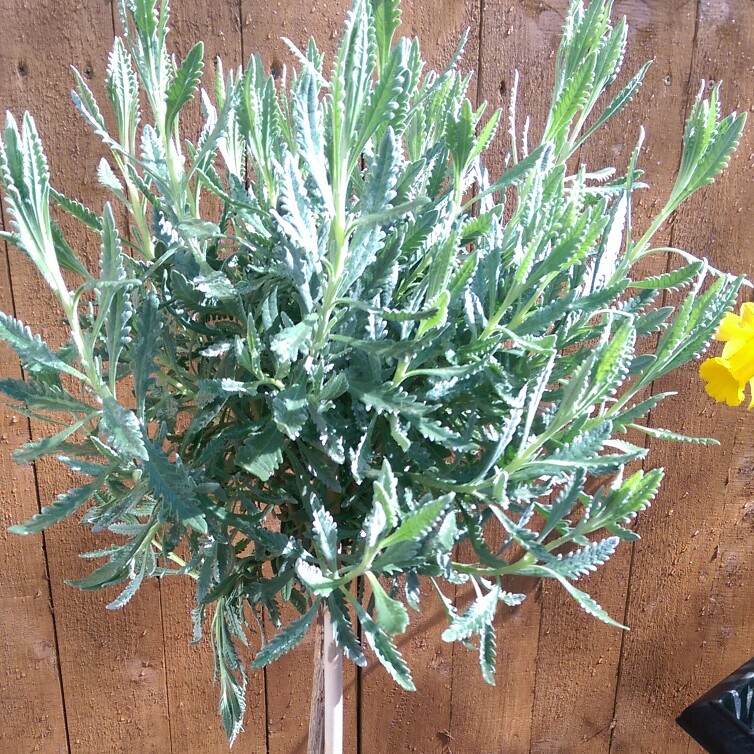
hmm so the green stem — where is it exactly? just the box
[313,208,350,352]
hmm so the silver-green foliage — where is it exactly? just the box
[0,0,746,742]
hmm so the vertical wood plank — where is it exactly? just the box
[239,4,357,752]
[448,4,566,752]
[611,2,754,751]
[0,3,174,752]
[355,3,480,753]
[0,253,69,753]
[528,2,700,752]
[151,2,268,751]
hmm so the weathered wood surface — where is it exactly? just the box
[1,1,753,752]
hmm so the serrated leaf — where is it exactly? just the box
[296,559,340,596]
[130,291,162,417]
[538,469,586,542]
[212,601,248,745]
[166,41,204,132]
[595,468,664,527]
[327,590,367,666]
[550,537,619,579]
[292,67,333,213]
[0,312,84,380]
[308,492,339,570]
[374,459,399,528]
[71,67,110,140]
[270,314,317,362]
[106,552,148,610]
[66,557,129,591]
[630,423,717,444]
[9,474,106,535]
[590,320,636,401]
[251,599,320,668]
[97,157,126,199]
[272,382,308,439]
[236,423,285,482]
[441,586,499,642]
[380,493,454,548]
[0,377,91,414]
[13,415,93,465]
[105,36,140,149]
[101,397,148,460]
[478,621,496,685]
[613,391,676,432]
[273,152,319,258]
[363,495,387,550]
[371,0,401,72]
[630,262,703,290]
[353,597,415,690]
[578,61,650,147]
[142,441,206,532]
[193,271,236,301]
[50,187,103,231]
[50,221,91,278]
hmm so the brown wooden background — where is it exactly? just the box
[1,0,753,752]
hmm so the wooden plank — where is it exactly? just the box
[237,3,479,752]
[355,2,480,752]
[527,2,700,752]
[0,250,69,752]
[0,2,174,752]
[238,4,358,752]
[447,4,565,752]
[611,1,754,751]
[160,578,269,754]
[148,2,269,752]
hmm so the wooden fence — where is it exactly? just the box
[1,0,753,752]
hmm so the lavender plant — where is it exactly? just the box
[0,0,745,742]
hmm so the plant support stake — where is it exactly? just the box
[324,610,344,754]
[307,608,344,754]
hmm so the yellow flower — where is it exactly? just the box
[699,302,754,408]
[699,357,745,406]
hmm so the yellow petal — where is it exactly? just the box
[722,337,751,360]
[716,311,744,341]
[726,342,754,385]
[699,357,744,407]
[740,302,754,330]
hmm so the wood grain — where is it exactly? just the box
[528,2,701,752]
[611,2,754,752]
[0,2,173,752]
[0,230,69,753]
[1,0,753,752]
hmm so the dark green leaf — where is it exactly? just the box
[252,599,321,668]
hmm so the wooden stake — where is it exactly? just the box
[307,606,343,754]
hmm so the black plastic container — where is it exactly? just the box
[677,656,754,753]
